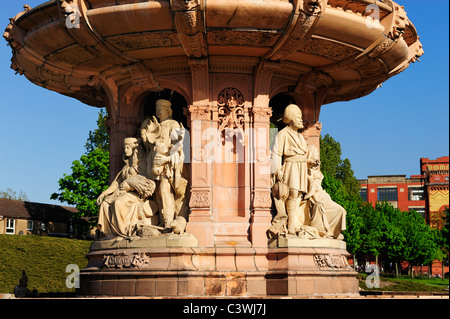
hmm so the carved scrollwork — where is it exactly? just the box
[125,63,160,90]
[170,0,206,58]
[217,88,245,143]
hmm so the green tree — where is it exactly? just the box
[320,134,360,196]
[85,109,109,153]
[321,173,363,263]
[400,209,439,277]
[378,202,407,276]
[441,208,449,278]
[319,134,364,267]
[358,202,386,268]
[51,109,110,227]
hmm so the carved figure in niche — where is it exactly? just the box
[268,104,347,241]
[269,104,313,236]
[96,138,158,240]
[140,99,189,233]
[305,146,346,240]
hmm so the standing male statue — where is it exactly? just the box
[270,104,311,235]
[140,99,189,233]
[269,103,347,241]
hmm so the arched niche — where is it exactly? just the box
[140,89,189,130]
[269,92,299,130]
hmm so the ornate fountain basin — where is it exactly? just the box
[5,0,422,107]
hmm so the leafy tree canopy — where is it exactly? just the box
[51,109,109,227]
[320,134,360,197]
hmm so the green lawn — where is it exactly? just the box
[0,234,91,293]
[358,273,449,293]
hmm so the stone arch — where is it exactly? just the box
[268,92,303,130]
[139,88,189,130]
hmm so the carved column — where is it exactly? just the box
[251,59,278,246]
[302,122,322,156]
[294,70,333,130]
[250,107,273,246]
[186,105,214,247]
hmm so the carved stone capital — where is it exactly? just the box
[188,105,211,121]
[189,58,209,103]
[250,107,272,123]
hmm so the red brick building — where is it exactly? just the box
[421,156,449,228]
[358,156,449,277]
[359,175,426,217]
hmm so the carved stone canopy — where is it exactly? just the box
[4,0,423,108]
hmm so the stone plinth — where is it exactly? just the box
[79,239,358,297]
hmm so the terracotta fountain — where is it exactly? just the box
[4,0,422,297]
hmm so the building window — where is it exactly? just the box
[27,220,34,231]
[377,188,398,201]
[359,188,367,201]
[6,219,15,234]
[408,187,424,201]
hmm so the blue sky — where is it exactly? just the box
[0,0,448,205]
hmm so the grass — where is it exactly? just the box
[0,234,91,294]
[358,273,449,293]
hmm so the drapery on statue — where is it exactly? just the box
[95,99,189,240]
[96,137,158,240]
[269,104,311,236]
[305,146,346,240]
[268,104,346,240]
